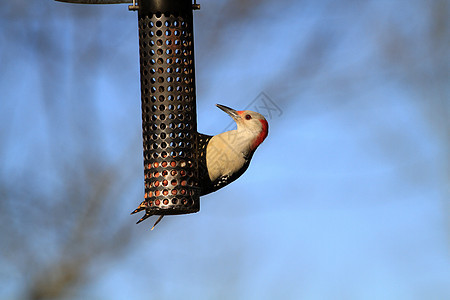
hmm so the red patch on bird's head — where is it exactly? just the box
[251,119,268,150]
[236,110,246,118]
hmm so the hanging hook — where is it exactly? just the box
[128,0,138,11]
[192,0,200,10]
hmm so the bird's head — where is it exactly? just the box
[216,104,269,151]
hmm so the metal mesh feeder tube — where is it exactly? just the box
[132,0,200,224]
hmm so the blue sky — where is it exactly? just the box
[0,0,449,299]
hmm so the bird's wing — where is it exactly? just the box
[197,133,214,196]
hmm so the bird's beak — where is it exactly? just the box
[216,104,240,121]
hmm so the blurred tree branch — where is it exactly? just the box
[0,0,448,299]
[0,1,142,299]
[369,0,449,242]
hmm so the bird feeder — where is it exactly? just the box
[56,0,203,227]
[133,0,201,224]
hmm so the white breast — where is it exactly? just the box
[205,130,254,182]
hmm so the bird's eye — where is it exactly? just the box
[245,114,252,120]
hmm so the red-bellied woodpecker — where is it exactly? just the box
[198,104,269,195]
[133,104,268,229]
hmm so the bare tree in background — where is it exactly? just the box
[383,0,450,243]
[0,0,448,299]
[0,2,142,299]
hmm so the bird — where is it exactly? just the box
[132,104,268,229]
[198,104,269,196]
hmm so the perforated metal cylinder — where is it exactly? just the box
[138,0,199,215]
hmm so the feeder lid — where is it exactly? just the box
[55,0,132,4]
